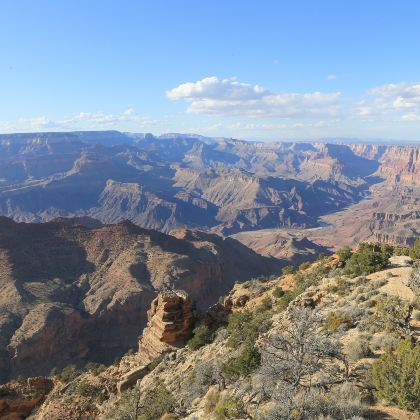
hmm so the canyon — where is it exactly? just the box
[0,131,418,251]
[0,216,279,383]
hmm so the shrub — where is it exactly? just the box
[370,295,411,335]
[76,380,105,401]
[105,388,141,419]
[322,312,353,331]
[369,340,420,413]
[327,277,351,296]
[344,243,389,276]
[370,332,400,352]
[256,296,272,313]
[226,310,271,348]
[139,383,176,420]
[408,263,420,295]
[394,246,410,256]
[346,336,372,362]
[187,326,215,350]
[214,396,241,420]
[282,265,296,275]
[59,364,80,383]
[272,286,285,298]
[147,356,163,372]
[299,261,311,271]
[409,238,420,260]
[337,246,352,262]
[189,361,220,398]
[221,344,261,381]
[85,362,106,376]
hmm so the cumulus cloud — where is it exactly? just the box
[167,76,341,118]
[327,74,337,80]
[357,82,420,120]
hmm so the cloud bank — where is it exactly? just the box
[167,76,341,118]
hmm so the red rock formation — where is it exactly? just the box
[138,290,193,364]
[378,147,420,184]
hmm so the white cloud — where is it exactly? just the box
[167,76,341,118]
[327,74,337,80]
[0,108,166,133]
[357,82,420,120]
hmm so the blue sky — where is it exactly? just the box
[1,1,420,141]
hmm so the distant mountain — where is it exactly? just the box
[0,131,418,239]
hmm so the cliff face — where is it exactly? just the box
[350,144,420,184]
[0,217,280,383]
[138,291,193,364]
[378,147,420,184]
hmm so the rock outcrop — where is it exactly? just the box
[0,377,53,420]
[118,290,193,393]
[138,290,193,364]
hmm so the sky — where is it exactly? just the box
[1,0,420,141]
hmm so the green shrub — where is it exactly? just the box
[408,263,420,295]
[214,396,241,419]
[147,356,163,372]
[344,243,389,276]
[59,364,80,383]
[226,310,271,348]
[409,238,420,260]
[369,340,420,413]
[256,296,272,312]
[276,289,299,312]
[187,326,215,350]
[327,277,351,296]
[221,344,261,381]
[337,246,352,262]
[393,246,410,256]
[76,380,105,401]
[370,332,400,352]
[214,398,240,419]
[85,362,107,376]
[273,286,285,298]
[282,265,295,275]
[204,389,221,415]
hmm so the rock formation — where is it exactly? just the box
[117,290,194,393]
[0,377,53,420]
[138,290,193,364]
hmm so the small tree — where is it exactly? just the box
[409,238,420,259]
[187,326,215,350]
[257,307,348,418]
[370,340,420,413]
[344,243,389,275]
[221,343,261,381]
